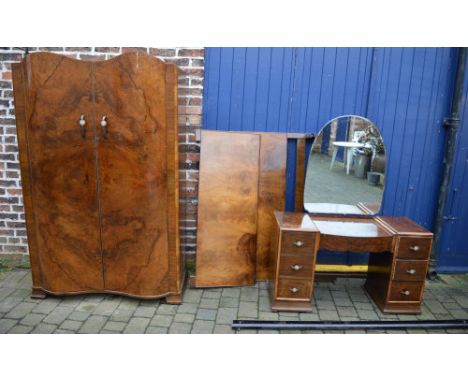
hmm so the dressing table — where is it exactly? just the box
[268,115,433,314]
[269,212,432,313]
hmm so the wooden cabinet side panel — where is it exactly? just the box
[256,133,287,280]
[11,62,42,289]
[165,64,183,294]
[94,53,173,297]
[195,130,260,287]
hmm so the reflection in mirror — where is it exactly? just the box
[304,116,386,215]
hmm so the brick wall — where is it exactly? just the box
[0,47,203,266]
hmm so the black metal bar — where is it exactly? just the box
[430,47,468,277]
[232,319,468,331]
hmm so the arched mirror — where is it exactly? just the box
[304,115,386,215]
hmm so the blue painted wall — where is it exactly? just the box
[203,47,465,271]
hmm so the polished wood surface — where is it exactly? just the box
[13,54,103,293]
[94,53,179,297]
[388,281,424,302]
[273,211,319,232]
[307,214,394,253]
[12,52,182,301]
[165,64,184,297]
[368,219,432,313]
[377,216,433,236]
[278,255,314,278]
[195,130,260,287]
[280,231,317,256]
[276,278,312,300]
[256,133,287,280]
[269,212,320,312]
[396,237,432,260]
[12,64,43,296]
[393,260,428,282]
[193,131,287,284]
[271,212,432,313]
[295,138,306,212]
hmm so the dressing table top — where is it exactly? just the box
[274,211,432,239]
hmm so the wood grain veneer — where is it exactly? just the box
[12,52,183,302]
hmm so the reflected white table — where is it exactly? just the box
[329,141,365,175]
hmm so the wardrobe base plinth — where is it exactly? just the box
[31,287,47,299]
[165,293,183,305]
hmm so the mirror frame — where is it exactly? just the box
[303,114,387,217]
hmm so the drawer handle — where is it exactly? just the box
[290,264,303,271]
[289,287,300,294]
[406,268,417,275]
[400,289,411,296]
[409,245,420,252]
[293,240,304,248]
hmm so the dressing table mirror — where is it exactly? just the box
[268,116,433,314]
[304,116,386,215]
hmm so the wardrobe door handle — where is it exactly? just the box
[101,116,108,137]
[79,114,86,139]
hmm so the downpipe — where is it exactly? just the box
[430,47,468,278]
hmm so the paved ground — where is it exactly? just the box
[0,269,467,334]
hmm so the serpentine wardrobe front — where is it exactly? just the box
[12,52,183,303]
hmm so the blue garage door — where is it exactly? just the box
[203,48,464,271]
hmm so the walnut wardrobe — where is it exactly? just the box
[12,52,184,303]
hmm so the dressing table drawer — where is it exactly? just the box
[397,237,431,260]
[393,260,428,282]
[388,281,423,302]
[279,255,314,278]
[280,231,316,256]
[276,278,312,300]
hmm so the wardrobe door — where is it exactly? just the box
[93,53,178,297]
[12,53,104,292]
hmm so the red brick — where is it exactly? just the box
[180,68,204,76]
[178,77,189,86]
[149,48,176,57]
[178,49,204,58]
[95,47,120,53]
[178,88,203,97]
[121,47,148,54]
[186,171,199,181]
[65,47,92,52]
[190,78,203,87]
[191,59,204,68]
